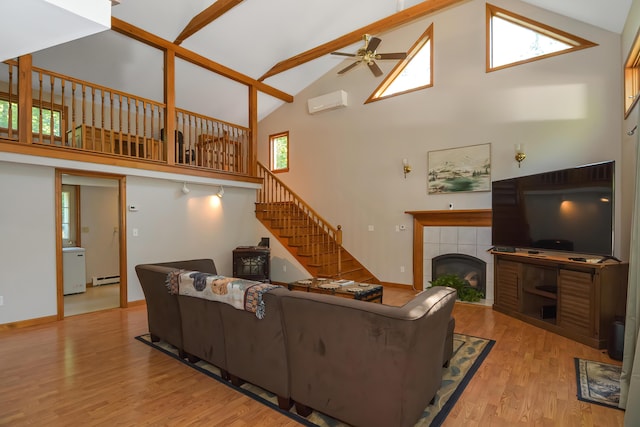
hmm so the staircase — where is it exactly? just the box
[256,163,379,284]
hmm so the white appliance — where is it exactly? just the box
[63,247,86,295]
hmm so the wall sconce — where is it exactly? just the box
[402,158,412,178]
[181,182,190,194]
[514,144,526,168]
[216,186,225,198]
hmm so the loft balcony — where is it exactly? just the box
[0,58,259,184]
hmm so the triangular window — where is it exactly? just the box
[487,4,597,72]
[366,24,433,103]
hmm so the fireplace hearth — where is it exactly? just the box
[432,253,486,295]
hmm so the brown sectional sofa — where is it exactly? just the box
[136,259,291,409]
[136,259,457,427]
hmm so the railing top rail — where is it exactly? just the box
[175,107,250,132]
[258,161,339,237]
[28,63,166,108]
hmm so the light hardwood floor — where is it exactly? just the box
[0,287,624,426]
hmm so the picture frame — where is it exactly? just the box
[427,143,491,194]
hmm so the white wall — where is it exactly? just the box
[622,0,640,264]
[0,158,261,324]
[258,0,625,286]
[0,162,57,323]
[125,176,260,302]
[81,185,120,283]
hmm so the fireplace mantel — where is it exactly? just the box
[405,210,492,290]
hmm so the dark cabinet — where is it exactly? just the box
[494,259,520,312]
[493,252,627,349]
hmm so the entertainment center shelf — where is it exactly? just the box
[492,251,628,349]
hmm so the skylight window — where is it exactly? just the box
[366,25,433,103]
[487,4,597,72]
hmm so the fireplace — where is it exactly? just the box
[432,253,486,295]
[405,209,492,303]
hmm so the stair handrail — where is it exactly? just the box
[257,162,342,275]
[257,162,341,241]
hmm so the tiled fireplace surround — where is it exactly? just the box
[406,210,494,305]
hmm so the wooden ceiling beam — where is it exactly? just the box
[111,17,293,103]
[174,0,244,45]
[258,0,469,81]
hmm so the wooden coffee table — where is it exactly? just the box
[288,278,383,303]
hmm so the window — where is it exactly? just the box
[624,31,640,118]
[486,4,597,72]
[61,184,79,246]
[366,24,433,103]
[61,190,71,241]
[0,97,63,137]
[269,131,289,173]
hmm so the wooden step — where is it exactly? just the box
[297,245,340,257]
[278,227,318,238]
[269,219,312,228]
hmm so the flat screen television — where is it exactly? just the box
[491,161,614,256]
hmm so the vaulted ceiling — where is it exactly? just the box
[6,0,634,125]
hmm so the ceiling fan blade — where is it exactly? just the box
[368,61,383,77]
[367,37,382,53]
[376,52,407,60]
[331,52,357,57]
[338,61,361,75]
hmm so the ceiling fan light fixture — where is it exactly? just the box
[331,35,406,77]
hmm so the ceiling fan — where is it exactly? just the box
[331,34,407,77]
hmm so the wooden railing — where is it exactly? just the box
[257,162,343,276]
[175,108,250,174]
[0,59,252,176]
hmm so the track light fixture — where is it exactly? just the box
[181,182,190,194]
[216,186,224,198]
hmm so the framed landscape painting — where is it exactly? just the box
[427,143,491,194]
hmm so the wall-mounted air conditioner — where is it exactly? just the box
[307,90,348,114]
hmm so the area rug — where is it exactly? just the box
[574,358,623,410]
[136,333,494,426]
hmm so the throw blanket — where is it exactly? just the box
[166,270,280,319]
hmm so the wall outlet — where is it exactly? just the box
[395,225,400,232]
[282,265,287,272]
[368,225,374,232]
[132,228,139,237]
[400,266,405,273]
[0,296,4,306]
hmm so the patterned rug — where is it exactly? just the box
[574,358,623,410]
[136,333,495,426]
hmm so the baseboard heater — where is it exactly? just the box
[92,275,120,286]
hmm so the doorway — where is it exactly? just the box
[55,169,127,319]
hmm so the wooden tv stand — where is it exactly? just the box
[492,251,628,349]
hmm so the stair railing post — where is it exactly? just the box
[337,225,342,277]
